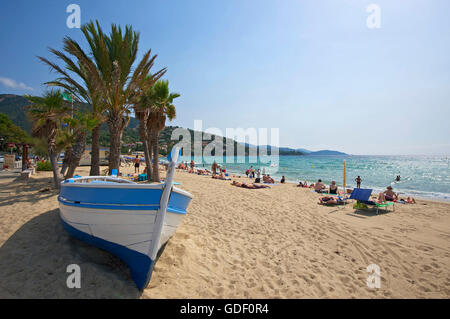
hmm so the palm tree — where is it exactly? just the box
[78,21,166,175]
[133,75,161,180]
[146,80,179,182]
[25,90,70,188]
[63,112,99,178]
[39,20,165,175]
[38,36,105,176]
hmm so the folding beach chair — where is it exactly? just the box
[349,188,394,214]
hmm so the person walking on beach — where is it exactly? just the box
[134,156,140,173]
[190,160,195,171]
[355,176,362,188]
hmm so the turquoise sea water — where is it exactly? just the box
[177,155,450,201]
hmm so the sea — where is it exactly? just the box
[175,155,450,201]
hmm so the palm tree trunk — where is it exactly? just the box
[138,116,152,180]
[65,131,87,179]
[150,130,160,182]
[60,146,72,176]
[107,113,124,175]
[48,149,60,189]
[89,124,101,176]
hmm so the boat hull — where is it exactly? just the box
[58,180,191,290]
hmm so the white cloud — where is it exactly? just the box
[0,76,34,91]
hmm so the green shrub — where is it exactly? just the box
[37,161,53,171]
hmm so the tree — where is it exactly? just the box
[78,21,165,175]
[146,80,179,182]
[63,112,98,178]
[38,35,105,176]
[0,113,30,150]
[25,90,70,188]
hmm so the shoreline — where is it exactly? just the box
[180,163,450,203]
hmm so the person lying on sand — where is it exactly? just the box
[196,169,211,175]
[212,173,229,180]
[319,196,344,205]
[231,181,270,189]
[297,181,304,187]
[398,197,416,204]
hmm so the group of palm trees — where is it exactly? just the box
[25,20,179,188]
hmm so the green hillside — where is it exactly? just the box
[0,94,304,156]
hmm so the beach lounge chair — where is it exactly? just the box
[349,188,394,214]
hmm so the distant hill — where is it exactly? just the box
[307,150,348,156]
[0,94,348,156]
[0,93,139,135]
[0,94,32,133]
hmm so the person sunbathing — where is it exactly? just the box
[231,181,269,189]
[314,179,326,193]
[383,186,398,201]
[263,175,275,183]
[297,181,304,187]
[213,173,227,180]
[398,197,416,204]
[231,181,243,187]
[329,181,338,194]
[242,183,270,189]
[319,196,343,205]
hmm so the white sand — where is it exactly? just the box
[0,166,449,298]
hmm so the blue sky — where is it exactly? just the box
[0,0,449,155]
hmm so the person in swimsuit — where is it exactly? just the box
[319,196,343,205]
[383,186,398,201]
[329,181,338,194]
[280,176,286,184]
[255,169,261,183]
[355,176,362,188]
[134,156,140,173]
[314,179,326,193]
[211,161,218,176]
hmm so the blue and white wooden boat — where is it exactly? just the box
[58,148,192,289]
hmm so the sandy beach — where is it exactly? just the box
[0,165,449,298]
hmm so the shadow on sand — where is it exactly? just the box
[0,209,142,298]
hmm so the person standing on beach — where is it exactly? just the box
[255,169,261,183]
[134,156,140,173]
[355,176,362,188]
[190,160,195,171]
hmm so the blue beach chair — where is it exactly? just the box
[349,188,394,214]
